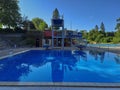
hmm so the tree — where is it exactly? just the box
[52,8,60,30]
[80,30,88,39]
[32,18,41,30]
[87,29,97,42]
[95,33,104,43]
[103,37,113,43]
[32,17,48,31]
[20,15,28,30]
[115,18,120,31]
[39,21,48,31]
[100,22,105,33]
[0,0,21,28]
[29,21,36,30]
[113,30,120,43]
[0,23,2,28]
[95,25,99,31]
[113,18,120,43]
[106,32,114,37]
[52,8,60,19]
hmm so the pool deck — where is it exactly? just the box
[0,82,120,87]
[0,48,30,59]
[0,47,120,89]
[0,82,120,90]
[87,46,120,54]
[0,46,120,59]
[0,87,120,90]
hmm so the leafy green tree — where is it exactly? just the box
[113,18,120,43]
[113,31,120,43]
[87,29,97,42]
[113,37,120,44]
[0,0,21,28]
[0,23,2,28]
[39,21,48,31]
[81,18,120,44]
[103,37,113,43]
[32,18,40,30]
[100,22,105,33]
[106,32,114,37]
[32,17,48,31]
[95,32,104,43]
[84,27,106,43]
[80,30,88,39]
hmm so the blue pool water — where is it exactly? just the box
[0,50,120,83]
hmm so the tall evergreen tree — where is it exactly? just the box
[52,8,61,30]
[95,25,99,31]
[115,18,120,31]
[52,8,60,19]
[100,22,105,33]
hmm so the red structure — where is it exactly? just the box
[44,30,57,38]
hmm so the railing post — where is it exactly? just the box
[52,27,54,49]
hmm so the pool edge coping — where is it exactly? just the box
[0,49,31,60]
[0,82,120,88]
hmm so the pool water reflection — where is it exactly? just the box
[0,50,120,83]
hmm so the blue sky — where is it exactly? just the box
[19,0,120,32]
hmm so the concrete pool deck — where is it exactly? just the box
[87,46,120,54]
[0,46,120,58]
[0,48,31,59]
[0,82,120,90]
[0,87,120,90]
[0,82,120,87]
[0,47,120,89]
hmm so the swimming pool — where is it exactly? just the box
[0,50,120,83]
